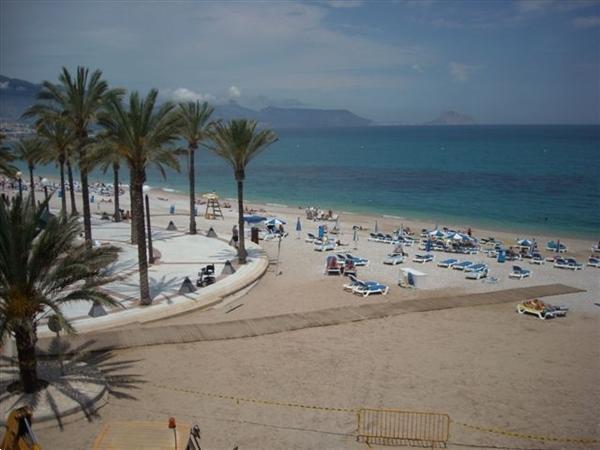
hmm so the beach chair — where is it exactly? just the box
[344,253,369,266]
[351,278,389,297]
[343,274,362,291]
[553,257,582,270]
[383,254,404,265]
[325,255,342,275]
[509,265,531,279]
[343,259,357,276]
[412,253,434,263]
[314,239,336,252]
[529,253,544,265]
[546,240,567,252]
[453,261,474,271]
[305,232,318,243]
[437,258,459,268]
[517,299,568,320]
[465,265,488,279]
[587,256,600,268]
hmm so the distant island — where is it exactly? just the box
[0,74,371,129]
[424,110,476,125]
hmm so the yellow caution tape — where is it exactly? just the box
[149,383,356,413]
[149,383,599,445]
[455,421,600,445]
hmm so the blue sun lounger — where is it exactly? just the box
[453,261,474,270]
[437,258,459,268]
[509,265,531,279]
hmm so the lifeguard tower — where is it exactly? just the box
[203,192,224,220]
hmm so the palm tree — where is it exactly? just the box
[98,89,180,304]
[0,195,119,393]
[0,132,16,177]
[12,137,44,206]
[36,116,74,217]
[23,66,124,244]
[176,101,214,234]
[205,120,277,264]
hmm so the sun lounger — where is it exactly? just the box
[509,265,531,279]
[452,261,473,270]
[343,253,369,266]
[465,264,488,279]
[592,244,600,254]
[345,275,389,297]
[314,240,336,252]
[305,233,318,243]
[587,256,600,268]
[412,253,434,263]
[437,258,459,268]
[553,257,582,270]
[546,240,567,252]
[325,255,342,275]
[343,274,362,291]
[517,299,568,320]
[343,259,357,276]
[383,254,405,265]
[529,253,544,265]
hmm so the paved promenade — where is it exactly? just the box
[37,283,582,355]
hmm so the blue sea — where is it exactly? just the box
[41,125,600,238]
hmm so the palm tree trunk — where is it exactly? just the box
[130,186,137,244]
[236,178,247,264]
[14,322,39,394]
[66,161,78,216]
[113,163,121,222]
[28,164,35,207]
[188,145,197,234]
[59,159,67,217]
[80,167,92,244]
[131,168,151,304]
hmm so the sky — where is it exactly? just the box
[1,0,599,124]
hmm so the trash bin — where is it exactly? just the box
[90,195,95,203]
[251,227,259,244]
[169,204,175,214]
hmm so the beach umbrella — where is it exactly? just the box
[374,220,378,233]
[353,228,358,249]
[296,217,302,239]
[265,217,286,226]
[243,215,267,224]
[429,229,445,238]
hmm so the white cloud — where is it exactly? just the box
[228,85,241,98]
[573,15,600,29]
[324,0,364,8]
[449,62,481,82]
[165,88,216,103]
[0,81,9,89]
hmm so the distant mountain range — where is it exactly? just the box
[0,74,371,128]
[424,110,476,125]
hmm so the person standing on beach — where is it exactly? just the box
[232,224,239,248]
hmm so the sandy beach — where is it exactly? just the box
[3,183,599,449]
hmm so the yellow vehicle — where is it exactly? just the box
[0,407,41,450]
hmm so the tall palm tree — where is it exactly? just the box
[0,195,119,393]
[0,132,16,177]
[98,89,180,304]
[66,158,78,216]
[23,66,124,244]
[176,101,214,234]
[206,120,277,264]
[12,137,44,206]
[36,116,74,217]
